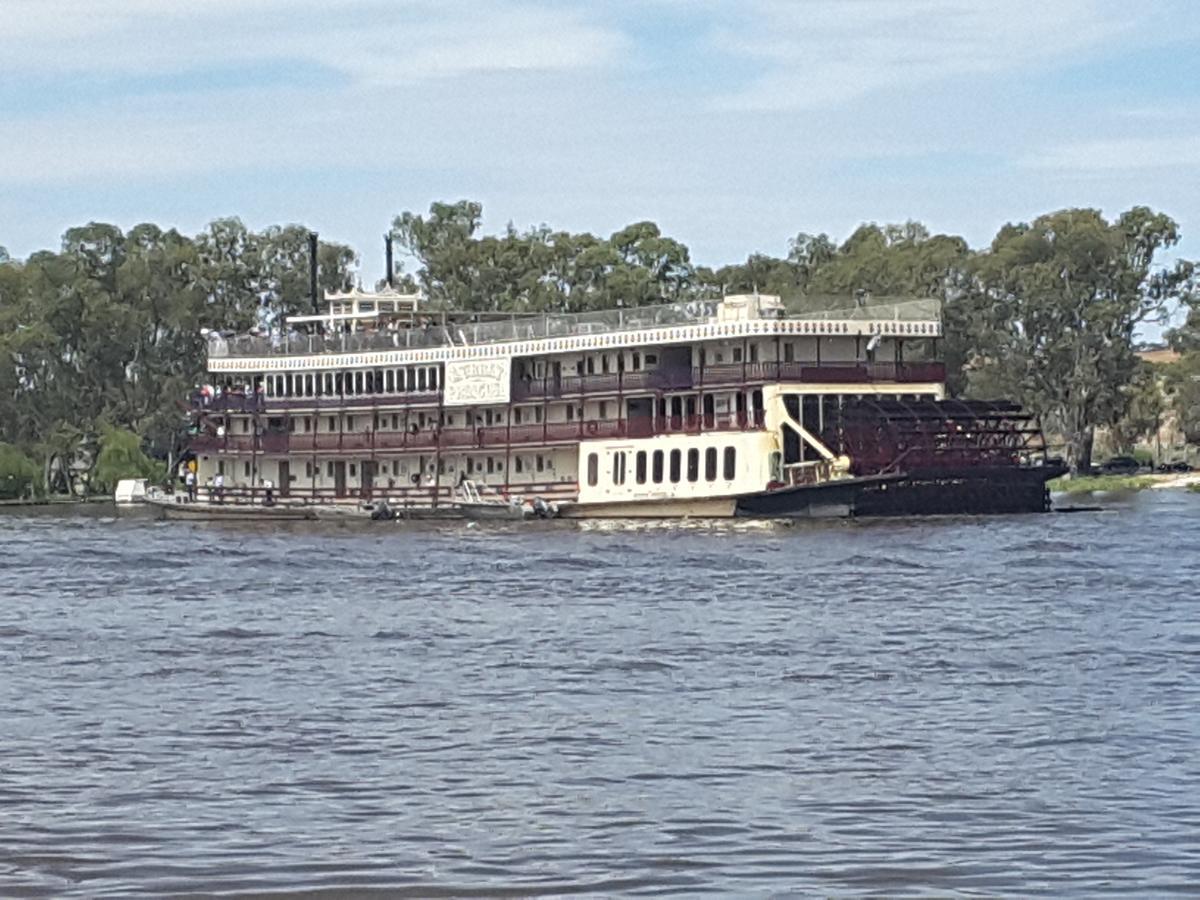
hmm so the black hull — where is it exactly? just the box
[735,466,1065,518]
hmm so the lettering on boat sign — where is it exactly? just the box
[444,357,512,406]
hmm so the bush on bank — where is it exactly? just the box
[0,443,40,500]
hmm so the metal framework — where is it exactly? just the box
[829,397,1053,477]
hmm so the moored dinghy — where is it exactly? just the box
[145,495,317,521]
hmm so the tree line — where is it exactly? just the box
[0,201,1196,497]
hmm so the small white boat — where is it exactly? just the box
[454,480,529,520]
[454,480,559,520]
[113,478,149,506]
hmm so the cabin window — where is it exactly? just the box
[632,352,641,370]
[241,419,250,433]
[636,451,647,484]
[536,455,545,473]
[349,464,357,478]
[750,344,759,363]
[705,447,718,481]
[467,458,475,474]
[391,414,399,430]
[784,343,795,363]
[326,462,334,477]
[732,347,743,363]
[346,416,355,431]
[305,462,312,477]
[566,405,575,421]
[645,354,658,366]
[599,401,608,419]
[586,357,595,375]
[587,453,599,487]
[385,370,394,393]
[429,368,439,390]
[687,448,699,482]
[535,407,543,424]
[613,453,626,486]
[516,457,524,473]
[418,369,427,392]
[303,417,311,433]
[328,416,336,432]
[514,407,523,424]
[724,447,737,480]
[669,449,681,483]
[652,450,664,483]
[244,461,251,477]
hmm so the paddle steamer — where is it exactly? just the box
[186,288,1063,517]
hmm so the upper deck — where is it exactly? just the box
[206,294,942,373]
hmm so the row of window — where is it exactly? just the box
[587,446,737,487]
[264,367,440,399]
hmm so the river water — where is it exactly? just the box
[1,491,1199,897]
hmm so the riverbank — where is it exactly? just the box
[1051,472,1200,494]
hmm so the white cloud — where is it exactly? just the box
[0,0,625,83]
[706,0,1130,110]
[1021,135,1200,171]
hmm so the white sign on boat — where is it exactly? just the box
[443,357,511,407]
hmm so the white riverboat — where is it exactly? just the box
[183,287,1063,518]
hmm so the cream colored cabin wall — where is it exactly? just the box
[575,431,776,505]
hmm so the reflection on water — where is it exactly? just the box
[2,492,1199,896]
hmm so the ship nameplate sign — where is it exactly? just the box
[443,357,512,407]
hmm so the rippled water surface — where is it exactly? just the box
[2,491,1200,897]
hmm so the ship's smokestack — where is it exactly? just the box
[384,233,394,288]
[308,231,319,314]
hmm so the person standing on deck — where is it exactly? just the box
[184,468,197,502]
[213,472,225,504]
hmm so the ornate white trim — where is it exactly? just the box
[208,317,942,373]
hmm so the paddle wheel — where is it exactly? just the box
[826,398,1066,515]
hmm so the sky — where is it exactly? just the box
[2,0,1199,309]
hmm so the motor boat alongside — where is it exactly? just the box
[145,495,317,521]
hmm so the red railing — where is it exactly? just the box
[512,361,944,399]
[188,410,766,456]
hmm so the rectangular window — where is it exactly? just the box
[687,448,699,482]
[613,453,626,486]
[733,347,743,363]
[515,457,524,473]
[305,462,313,477]
[705,447,718,481]
[418,368,427,392]
[244,461,251,477]
[599,401,608,419]
[636,451,647,484]
[535,407,544,423]
[487,457,495,474]
[669,449,681,483]
[652,450,664,483]
[536,455,545,473]
[467,457,475,474]
[514,407,523,424]
[566,405,575,421]
[587,453,599,486]
[724,447,736,480]
[349,464,357,477]
[328,416,336,432]
[326,462,334,477]
[346,416,355,431]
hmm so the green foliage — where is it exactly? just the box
[1048,474,1158,493]
[959,207,1197,471]
[2,201,1197,492]
[0,219,355,470]
[91,426,163,493]
[0,442,39,499]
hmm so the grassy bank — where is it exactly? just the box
[1049,474,1159,494]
